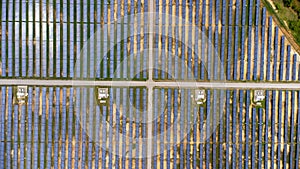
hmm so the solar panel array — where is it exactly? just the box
[0,87,299,168]
[153,0,299,81]
[0,0,149,80]
[0,0,300,168]
[0,86,149,168]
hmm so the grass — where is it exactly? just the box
[263,0,300,45]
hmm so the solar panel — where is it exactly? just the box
[122,2,128,79]
[209,0,213,25]
[199,105,204,166]
[74,87,80,169]
[6,87,13,168]
[152,88,158,168]
[33,87,40,168]
[13,104,18,168]
[271,90,276,168]
[227,26,232,80]
[89,27,95,79]
[136,2,141,79]
[242,0,246,25]
[186,89,191,167]
[54,87,60,169]
[220,26,225,80]
[295,91,300,166]
[143,1,148,79]
[279,36,285,81]
[222,0,226,25]
[258,107,263,168]
[121,88,127,168]
[20,104,25,169]
[180,89,185,168]
[225,90,230,168]
[228,0,232,26]
[26,87,33,169]
[103,2,108,79]
[168,20,173,79]
[154,12,159,79]
[286,46,291,80]
[28,23,34,77]
[245,90,250,165]
[46,87,53,169]
[255,0,260,26]
[264,91,270,168]
[101,102,108,168]
[238,90,244,168]
[289,91,296,167]
[247,25,252,80]
[0,87,5,167]
[60,88,67,168]
[94,105,100,169]
[214,29,219,80]
[115,88,120,167]
[128,88,134,168]
[249,0,253,26]
[233,26,239,80]
[70,24,74,78]
[35,42,41,77]
[174,0,179,80]
[81,88,87,167]
[273,27,279,81]
[171,89,178,166]
[215,0,219,25]
[160,88,165,168]
[181,1,186,80]
[8,23,13,77]
[212,90,217,168]
[283,91,289,165]
[192,98,197,168]
[240,27,245,80]
[292,54,297,80]
[188,14,193,79]
[15,22,20,77]
[1,20,6,77]
[232,90,237,167]
[88,88,94,168]
[266,17,272,81]
[260,8,266,80]
[142,88,147,169]
[201,26,206,80]
[277,90,283,168]
[129,1,134,79]
[21,23,27,77]
[254,27,259,80]
[56,24,61,78]
[39,88,47,169]
[108,87,114,168]
[208,26,212,80]
[83,24,88,78]
[161,31,166,80]
[202,0,206,25]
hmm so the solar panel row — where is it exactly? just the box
[273,27,279,81]
[260,8,266,81]
[280,37,285,81]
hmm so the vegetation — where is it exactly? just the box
[288,20,300,43]
[283,0,293,7]
[271,0,300,45]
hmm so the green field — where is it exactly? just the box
[266,0,300,45]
